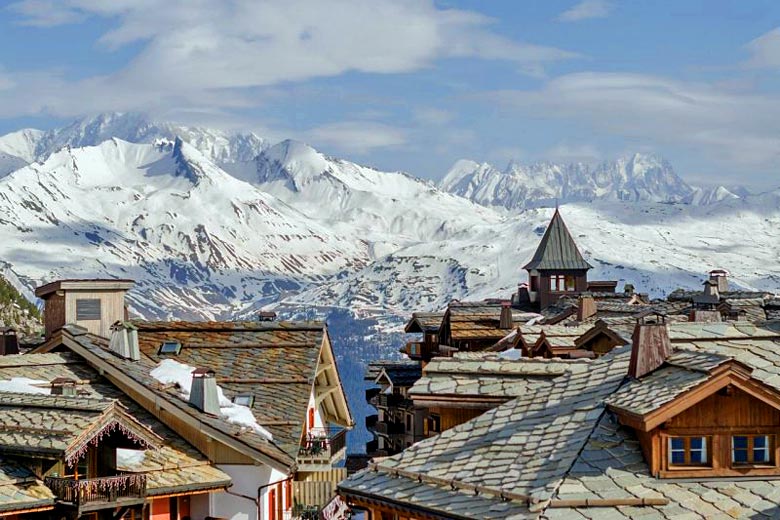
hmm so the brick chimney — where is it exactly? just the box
[499,301,513,329]
[190,368,220,415]
[628,312,671,379]
[108,321,140,361]
[577,294,597,321]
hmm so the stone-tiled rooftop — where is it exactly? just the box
[0,352,231,497]
[0,459,54,514]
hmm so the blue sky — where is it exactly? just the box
[1,0,779,187]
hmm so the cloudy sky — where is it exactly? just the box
[1,0,779,187]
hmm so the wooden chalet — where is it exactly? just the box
[13,278,353,520]
[363,361,423,457]
[339,318,780,519]
[400,312,444,363]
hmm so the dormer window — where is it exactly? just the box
[158,341,182,355]
[668,436,709,467]
[732,435,773,465]
[233,394,254,407]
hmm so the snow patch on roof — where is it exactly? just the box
[150,359,273,440]
[0,377,49,394]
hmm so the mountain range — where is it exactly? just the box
[0,112,777,324]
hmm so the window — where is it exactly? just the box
[732,435,773,465]
[424,414,441,436]
[233,394,254,407]
[549,275,577,292]
[406,414,412,431]
[668,436,709,466]
[158,341,182,355]
[75,299,101,320]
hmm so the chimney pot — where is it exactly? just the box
[577,295,597,321]
[499,301,513,329]
[109,322,140,361]
[709,269,729,293]
[190,368,220,415]
[0,328,19,356]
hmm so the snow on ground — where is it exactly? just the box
[150,359,273,440]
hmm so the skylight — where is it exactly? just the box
[158,341,182,355]
[233,394,254,407]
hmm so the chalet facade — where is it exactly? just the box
[0,278,353,520]
[340,320,780,519]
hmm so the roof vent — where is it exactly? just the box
[499,301,513,329]
[190,368,220,416]
[628,312,671,379]
[159,340,182,355]
[50,377,77,396]
[109,321,140,361]
[0,328,19,356]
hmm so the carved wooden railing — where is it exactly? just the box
[44,474,147,506]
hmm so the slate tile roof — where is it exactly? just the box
[446,303,540,341]
[62,329,295,468]
[340,347,631,516]
[368,362,422,388]
[129,320,327,458]
[523,209,592,271]
[410,354,589,400]
[342,321,780,519]
[0,352,231,497]
[404,312,445,334]
[549,412,780,519]
[0,459,54,513]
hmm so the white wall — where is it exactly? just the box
[209,465,288,520]
[307,392,325,429]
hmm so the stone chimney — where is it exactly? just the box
[0,328,19,355]
[689,310,722,323]
[628,312,671,379]
[190,368,220,416]
[577,295,597,321]
[623,283,635,296]
[499,301,513,329]
[703,280,720,300]
[108,321,140,361]
[709,269,729,293]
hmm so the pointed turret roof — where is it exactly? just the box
[523,209,592,271]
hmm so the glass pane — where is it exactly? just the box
[671,451,685,464]
[689,450,704,463]
[733,449,748,463]
[733,436,748,449]
[754,436,767,448]
[670,438,684,450]
[690,438,703,450]
[754,448,768,463]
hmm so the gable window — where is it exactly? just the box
[732,435,773,465]
[158,341,182,355]
[668,436,709,466]
[76,299,101,320]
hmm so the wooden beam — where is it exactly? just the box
[315,385,339,405]
[315,362,333,378]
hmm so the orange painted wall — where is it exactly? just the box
[151,497,171,520]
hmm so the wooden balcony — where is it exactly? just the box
[374,420,404,436]
[403,341,437,360]
[285,468,347,519]
[297,428,347,471]
[365,414,378,430]
[44,474,146,512]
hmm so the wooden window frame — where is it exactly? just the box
[732,434,775,466]
[666,436,711,468]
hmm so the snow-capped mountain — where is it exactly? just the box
[440,154,698,209]
[0,113,269,178]
[0,113,777,323]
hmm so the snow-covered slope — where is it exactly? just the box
[441,153,695,209]
[0,137,367,318]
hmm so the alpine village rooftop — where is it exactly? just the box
[0,209,778,520]
[343,208,780,520]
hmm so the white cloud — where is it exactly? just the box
[486,72,780,172]
[545,143,600,163]
[744,27,780,69]
[557,0,611,22]
[305,121,407,155]
[413,108,455,126]
[0,0,576,119]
